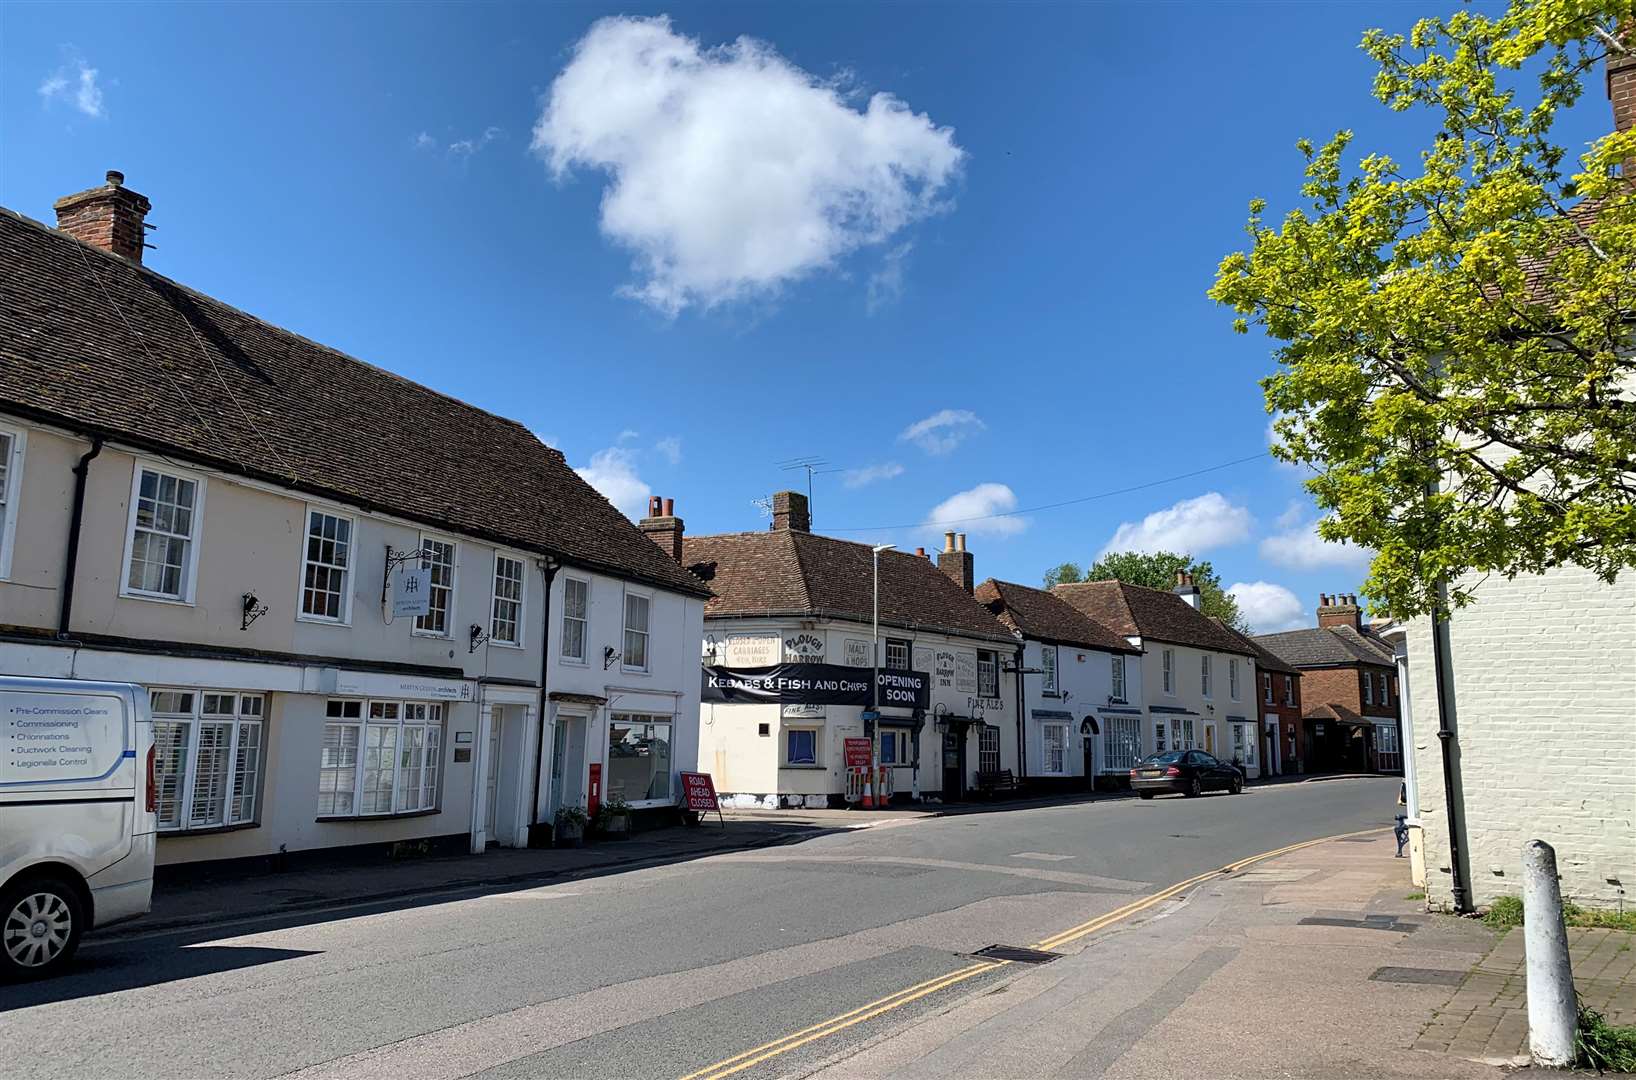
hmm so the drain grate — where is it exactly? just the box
[1299,915,1418,933]
[972,944,1061,964]
[1370,966,1466,986]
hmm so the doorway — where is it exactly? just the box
[484,710,505,843]
[941,729,966,802]
[549,713,587,820]
[1204,724,1216,755]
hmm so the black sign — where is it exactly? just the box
[701,664,929,709]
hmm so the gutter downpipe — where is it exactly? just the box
[1429,578,1472,913]
[528,558,562,848]
[1015,642,1027,781]
[58,436,104,638]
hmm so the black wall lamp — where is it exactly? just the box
[241,592,268,631]
[603,645,621,670]
[468,623,489,653]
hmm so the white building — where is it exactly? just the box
[1400,567,1635,910]
[1052,575,1261,770]
[974,578,1146,788]
[683,495,1020,807]
[0,174,709,868]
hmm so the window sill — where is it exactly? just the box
[559,656,589,667]
[411,631,452,641]
[315,808,441,823]
[159,822,260,838]
[620,668,651,677]
[120,590,194,607]
[780,763,825,770]
[489,640,524,651]
[297,614,352,627]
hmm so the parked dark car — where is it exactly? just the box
[1129,750,1243,799]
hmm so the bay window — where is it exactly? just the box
[150,689,264,831]
[318,699,443,817]
[123,464,203,602]
[608,713,671,803]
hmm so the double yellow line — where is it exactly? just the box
[682,826,1389,1080]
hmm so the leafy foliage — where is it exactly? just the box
[1211,0,1636,618]
[1083,551,1247,630]
[1042,562,1086,587]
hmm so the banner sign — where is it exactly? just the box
[782,633,827,719]
[680,771,719,812]
[844,737,873,767]
[700,664,929,709]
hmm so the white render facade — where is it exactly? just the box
[698,618,1020,808]
[1016,637,1146,783]
[1403,566,1635,910]
[0,416,705,867]
[1134,638,1261,774]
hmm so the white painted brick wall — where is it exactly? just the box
[1406,566,1635,910]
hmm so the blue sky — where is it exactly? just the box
[1,2,1612,631]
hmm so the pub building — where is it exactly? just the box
[681,492,1021,808]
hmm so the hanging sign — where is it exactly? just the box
[701,664,929,709]
[390,566,432,618]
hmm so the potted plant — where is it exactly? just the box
[596,793,632,840]
[554,805,588,848]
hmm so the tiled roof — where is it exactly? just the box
[975,579,1140,654]
[1253,624,1394,668]
[0,208,708,598]
[1051,580,1257,656]
[1305,702,1366,725]
[1211,619,1302,676]
[682,530,1016,644]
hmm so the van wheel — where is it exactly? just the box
[1,875,84,981]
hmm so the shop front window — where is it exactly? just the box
[608,713,672,803]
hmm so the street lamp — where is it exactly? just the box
[870,543,894,806]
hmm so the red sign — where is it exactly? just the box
[844,737,873,768]
[680,771,720,812]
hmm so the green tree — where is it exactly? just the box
[1042,562,1085,587]
[1211,0,1636,619]
[1083,551,1247,630]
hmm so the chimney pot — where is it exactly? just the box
[943,531,956,553]
[956,533,967,553]
[106,170,124,187]
[638,497,684,563]
[916,547,926,557]
[663,497,674,517]
[1175,569,1187,587]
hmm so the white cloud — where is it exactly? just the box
[924,483,1027,539]
[39,50,104,118]
[534,15,964,314]
[1259,517,1375,571]
[448,126,503,157]
[842,462,904,489]
[1227,581,1308,634]
[654,436,682,465]
[899,409,984,455]
[1101,492,1253,557]
[573,446,651,519]
[866,242,912,314]
[412,131,437,151]
[617,429,641,444]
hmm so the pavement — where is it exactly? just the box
[5,776,1510,1080]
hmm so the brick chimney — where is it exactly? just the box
[1172,568,1201,609]
[54,170,151,263]
[1608,24,1636,176]
[937,531,974,594]
[770,490,810,533]
[638,495,684,562]
[1317,592,1363,631]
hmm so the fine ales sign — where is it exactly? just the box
[700,663,930,709]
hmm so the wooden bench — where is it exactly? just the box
[975,769,1019,797]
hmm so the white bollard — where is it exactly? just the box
[1522,839,1577,1068]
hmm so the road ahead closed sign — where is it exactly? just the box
[2,691,128,787]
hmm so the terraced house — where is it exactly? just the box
[1052,573,1260,770]
[683,496,1019,807]
[0,172,710,868]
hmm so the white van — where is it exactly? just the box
[1,677,156,980]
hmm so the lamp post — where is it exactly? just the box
[870,544,894,806]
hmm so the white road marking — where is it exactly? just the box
[1010,852,1076,862]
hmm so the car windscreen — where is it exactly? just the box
[1138,752,1186,764]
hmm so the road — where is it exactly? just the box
[1,778,1397,1080]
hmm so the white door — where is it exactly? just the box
[484,710,504,840]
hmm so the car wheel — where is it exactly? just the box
[1185,777,1202,798]
[1,874,84,982]
[1229,775,1243,795]
[1138,791,1155,800]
